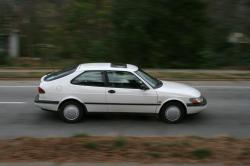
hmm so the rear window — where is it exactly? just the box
[44,66,77,81]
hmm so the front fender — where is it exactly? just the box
[156,98,187,113]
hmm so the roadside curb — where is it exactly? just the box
[0,163,227,166]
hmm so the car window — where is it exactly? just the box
[44,66,77,81]
[135,69,162,89]
[71,71,105,87]
[107,71,142,89]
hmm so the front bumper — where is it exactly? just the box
[186,97,207,114]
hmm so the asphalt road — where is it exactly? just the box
[0,80,250,138]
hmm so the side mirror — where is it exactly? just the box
[139,82,149,90]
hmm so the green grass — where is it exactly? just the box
[191,148,213,159]
[221,136,237,141]
[143,140,191,148]
[73,133,90,138]
[145,151,162,158]
[164,141,192,147]
[170,152,186,158]
[187,136,204,140]
[241,148,250,156]
[113,136,127,148]
[84,142,98,149]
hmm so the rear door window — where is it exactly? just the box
[71,71,105,87]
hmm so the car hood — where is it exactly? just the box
[156,81,201,98]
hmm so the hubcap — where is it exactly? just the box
[165,106,181,122]
[63,105,80,121]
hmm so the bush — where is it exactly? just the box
[145,151,162,158]
[191,148,213,159]
[84,142,98,149]
[113,136,127,148]
[0,52,9,65]
[73,133,89,138]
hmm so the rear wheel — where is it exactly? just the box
[159,102,186,123]
[59,101,85,123]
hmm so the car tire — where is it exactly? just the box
[159,102,186,123]
[58,101,85,123]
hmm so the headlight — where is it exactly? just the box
[189,96,204,104]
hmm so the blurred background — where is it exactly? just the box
[0,0,250,69]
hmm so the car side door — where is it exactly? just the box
[70,70,107,112]
[105,71,158,113]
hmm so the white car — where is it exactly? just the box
[35,63,207,123]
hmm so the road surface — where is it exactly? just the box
[0,80,250,138]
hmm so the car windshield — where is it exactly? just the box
[44,66,77,81]
[135,69,162,89]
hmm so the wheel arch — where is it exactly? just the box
[158,98,187,114]
[58,97,87,111]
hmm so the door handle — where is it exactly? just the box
[108,90,116,94]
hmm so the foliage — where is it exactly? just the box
[63,0,112,61]
[145,151,162,158]
[0,0,250,68]
[191,148,213,159]
[113,136,127,148]
[111,0,208,68]
[73,133,89,138]
[0,52,9,65]
[84,142,98,149]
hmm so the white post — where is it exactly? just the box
[8,31,19,58]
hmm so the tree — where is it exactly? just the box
[111,0,208,68]
[0,1,14,64]
[64,0,112,61]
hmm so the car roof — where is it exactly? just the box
[76,63,139,72]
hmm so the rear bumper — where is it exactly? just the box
[34,95,58,111]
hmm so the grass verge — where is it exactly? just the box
[191,148,213,159]
[113,136,127,148]
[0,136,249,164]
[73,133,90,138]
[84,142,98,149]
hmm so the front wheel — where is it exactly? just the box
[159,102,186,123]
[58,101,85,123]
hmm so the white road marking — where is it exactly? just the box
[0,102,27,104]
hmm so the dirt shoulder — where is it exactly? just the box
[0,136,250,165]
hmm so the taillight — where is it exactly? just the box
[38,87,45,94]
